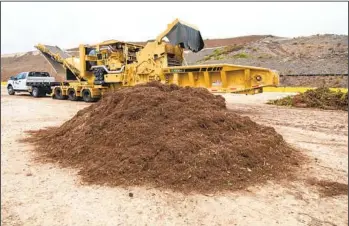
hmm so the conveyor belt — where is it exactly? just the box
[40,51,67,76]
[38,45,72,60]
[35,44,76,79]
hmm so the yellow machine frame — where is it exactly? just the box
[35,18,280,102]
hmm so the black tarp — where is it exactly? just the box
[165,22,205,53]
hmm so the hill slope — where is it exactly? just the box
[186,34,348,76]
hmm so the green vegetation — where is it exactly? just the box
[200,44,245,62]
[203,56,211,61]
[231,53,249,59]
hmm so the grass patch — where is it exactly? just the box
[231,53,249,59]
[200,44,244,62]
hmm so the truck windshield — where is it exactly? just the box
[28,72,50,77]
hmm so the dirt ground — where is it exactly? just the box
[279,75,348,88]
[1,87,348,226]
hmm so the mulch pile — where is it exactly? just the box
[306,178,348,197]
[22,82,303,193]
[267,87,348,111]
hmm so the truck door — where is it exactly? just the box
[16,72,28,90]
[12,73,23,90]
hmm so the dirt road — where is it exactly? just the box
[1,87,348,226]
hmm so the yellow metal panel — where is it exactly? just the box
[91,88,102,96]
[221,71,228,88]
[95,40,144,48]
[104,74,123,83]
[329,88,348,93]
[203,71,211,88]
[250,70,274,88]
[210,72,222,91]
[178,73,190,86]
[225,70,246,91]
[68,82,81,86]
[192,72,206,88]
[188,72,195,86]
[244,69,251,89]
[173,73,179,85]
[79,44,86,79]
[168,63,270,72]
[164,64,279,94]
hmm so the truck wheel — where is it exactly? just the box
[32,87,41,98]
[7,85,15,95]
[82,89,98,102]
[54,87,67,100]
[68,89,80,101]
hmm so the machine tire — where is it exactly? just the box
[82,89,98,102]
[68,89,79,101]
[7,85,15,95]
[54,87,67,100]
[32,87,41,98]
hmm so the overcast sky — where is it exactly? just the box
[1,2,348,54]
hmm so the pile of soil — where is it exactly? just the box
[267,88,348,111]
[1,52,61,82]
[22,82,302,193]
[306,178,348,197]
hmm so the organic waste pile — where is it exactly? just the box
[306,178,348,198]
[267,88,348,111]
[22,82,302,193]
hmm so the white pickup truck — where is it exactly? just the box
[7,71,58,97]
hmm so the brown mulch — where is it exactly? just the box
[306,178,348,197]
[21,82,304,194]
[267,87,348,111]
